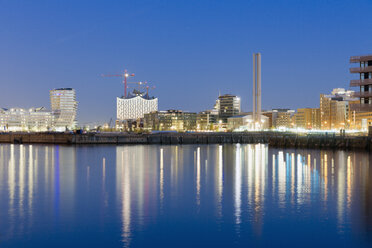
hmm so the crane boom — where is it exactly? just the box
[101,69,135,98]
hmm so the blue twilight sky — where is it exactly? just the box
[0,0,371,124]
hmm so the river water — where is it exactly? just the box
[0,144,371,247]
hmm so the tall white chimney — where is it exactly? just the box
[253,53,262,129]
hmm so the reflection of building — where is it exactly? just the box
[0,107,53,131]
[293,108,320,129]
[117,90,158,121]
[349,54,372,112]
[320,88,357,130]
[50,88,78,130]
[197,109,218,131]
[115,145,160,247]
[272,109,295,128]
[217,94,241,123]
[227,114,269,131]
[144,110,197,131]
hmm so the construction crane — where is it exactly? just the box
[101,69,135,98]
[145,85,156,97]
[127,81,147,92]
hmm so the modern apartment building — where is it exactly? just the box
[144,110,197,131]
[320,88,357,130]
[50,88,78,130]
[294,108,320,129]
[262,111,273,129]
[272,109,295,128]
[350,54,372,112]
[0,107,53,131]
[196,109,218,131]
[216,94,241,123]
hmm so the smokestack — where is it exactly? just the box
[253,53,262,129]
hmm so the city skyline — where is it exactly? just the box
[1,0,371,123]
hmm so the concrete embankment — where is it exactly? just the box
[0,132,371,151]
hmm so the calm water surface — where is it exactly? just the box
[0,144,371,247]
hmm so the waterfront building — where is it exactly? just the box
[319,88,357,130]
[349,54,372,112]
[262,111,273,129]
[272,109,295,129]
[0,88,77,132]
[293,108,321,129]
[350,111,372,130]
[217,94,241,123]
[227,114,269,131]
[196,109,218,131]
[144,110,197,131]
[0,107,53,132]
[50,88,78,131]
[115,119,142,132]
[349,54,372,130]
[117,89,158,120]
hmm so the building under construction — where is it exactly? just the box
[117,89,158,120]
[103,69,158,121]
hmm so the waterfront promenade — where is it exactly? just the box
[0,131,371,151]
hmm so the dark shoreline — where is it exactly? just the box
[0,132,371,151]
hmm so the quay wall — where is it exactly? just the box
[0,132,371,151]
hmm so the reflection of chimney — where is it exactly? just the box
[253,53,261,128]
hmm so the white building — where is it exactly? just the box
[117,90,158,120]
[50,88,78,131]
[0,88,78,132]
[0,107,53,132]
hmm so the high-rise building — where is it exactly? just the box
[50,88,78,130]
[320,88,356,130]
[350,54,372,112]
[217,94,241,123]
[117,89,158,120]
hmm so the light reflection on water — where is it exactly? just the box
[0,144,371,247]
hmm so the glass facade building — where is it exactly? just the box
[217,94,241,123]
[50,88,78,131]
